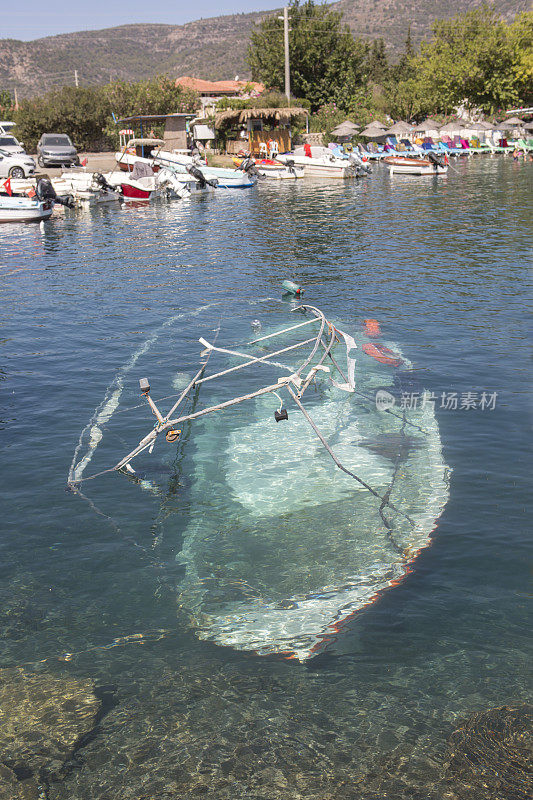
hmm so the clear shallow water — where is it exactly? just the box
[0,157,531,798]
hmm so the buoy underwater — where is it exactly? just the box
[363,319,381,337]
[281,280,303,296]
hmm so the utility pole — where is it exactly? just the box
[74,69,79,88]
[283,7,291,107]
[14,88,19,111]
[278,7,292,107]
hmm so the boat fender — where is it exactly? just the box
[362,342,404,368]
[363,319,381,337]
[274,408,288,422]
[166,429,181,443]
[281,279,303,296]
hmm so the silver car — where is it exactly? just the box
[37,133,79,167]
[0,148,36,178]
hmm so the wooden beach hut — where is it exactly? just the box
[214,107,308,156]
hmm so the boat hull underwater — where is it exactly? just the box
[70,302,449,662]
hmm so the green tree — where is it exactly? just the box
[12,77,198,152]
[366,39,389,85]
[0,89,13,108]
[508,11,533,107]
[248,0,367,111]
[412,5,525,114]
[14,86,112,151]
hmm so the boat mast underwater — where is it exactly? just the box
[69,301,449,662]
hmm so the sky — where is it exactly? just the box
[3,0,284,41]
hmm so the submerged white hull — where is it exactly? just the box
[170,314,450,662]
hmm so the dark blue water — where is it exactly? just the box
[0,157,531,799]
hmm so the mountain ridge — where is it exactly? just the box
[1,1,528,99]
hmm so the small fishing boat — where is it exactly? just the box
[232,156,304,179]
[384,154,447,175]
[52,172,121,207]
[0,193,54,222]
[0,177,74,222]
[277,145,359,178]
[155,151,256,189]
[119,161,161,200]
[115,137,164,172]
[69,301,449,661]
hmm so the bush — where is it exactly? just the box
[13,77,199,152]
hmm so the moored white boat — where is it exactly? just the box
[154,151,256,188]
[383,155,448,175]
[277,145,358,178]
[0,193,54,222]
[52,172,121,206]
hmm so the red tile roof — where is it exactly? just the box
[176,76,264,95]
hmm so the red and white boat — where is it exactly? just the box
[120,162,160,200]
[115,137,164,173]
[120,176,157,200]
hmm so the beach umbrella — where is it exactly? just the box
[331,120,360,137]
[503,116,524,126]
[439,121,466,133]
[368,120,386,129]
[383,121,413,135]
[413,119,441,132]
[471,120,493,130]
[524,121,533,131]
[360,125,386,138]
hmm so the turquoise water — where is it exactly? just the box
[0,157,531,798]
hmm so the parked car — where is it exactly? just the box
[37,133,79,167]
[0,148,36,179]
[0,133,26,155]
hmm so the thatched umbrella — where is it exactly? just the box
[524,121,533,131]
[360,125,386,138]
[439,121,467,133]
[412,119,441,133]
[369,120,387,129]
[383,121,413,136]
[331,120,360,137]
[502,116,524,126]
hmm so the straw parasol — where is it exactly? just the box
[439,120,468,133]
[369,120,387,129]
[524,121,533,131]
[383,121,413,136]
[331,120,360,137]
[360,125,386,138]
[413,119,441,132]
[502,116,524,126]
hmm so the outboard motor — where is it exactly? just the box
[348,152,372,175]
[93,172,115,192]
[239,156,260,177]
[285,157,297,176]
[428,151,445,170]
[186,164,218,189]
[35,177,75,208]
